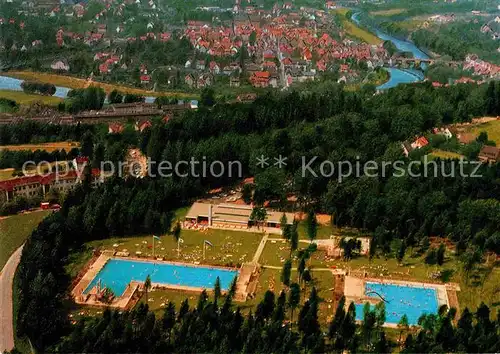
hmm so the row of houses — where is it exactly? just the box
[0,158,102,204]
[464,55,500,78]
[402,126,500,164]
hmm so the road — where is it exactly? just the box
[0,244,24,353]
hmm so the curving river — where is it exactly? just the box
[0,75,157,103]
[351,12,429,90]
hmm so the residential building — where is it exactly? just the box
[0,169,103,203]
[478,145,500,164]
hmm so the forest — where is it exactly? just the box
[10,80,500,352]
[411,22,500,64]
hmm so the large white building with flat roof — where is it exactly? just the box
[185,202,295,234]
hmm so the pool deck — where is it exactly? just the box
[71,251,245,308]
[344,275,457,328]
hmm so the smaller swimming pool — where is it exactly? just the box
[355,282,439,325]
[84,258,238,296]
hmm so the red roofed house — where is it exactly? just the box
[135,120,152,132]
[302,48,312,61]
[99,63,110,74]
[140,75,151,84]
[411,136,429,150]
[250,71,270,88]
[401,136,430,156]
[478,145,500,164]
[325,1,337,9]
[209,61,220,74]
[108,123,125,134]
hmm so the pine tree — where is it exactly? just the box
[214,276,221,304]
[306,209,317,241]
[281,259,292,287]
[288,283,301,326]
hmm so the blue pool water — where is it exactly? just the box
[355,282,439,325]
[84,258,238,296]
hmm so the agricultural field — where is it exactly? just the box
[333,8,382,45]
[0,141,79,152]
[0,89,63,106]
[0,210,50,270]
[4,71,197,99]
[428,149,465,160]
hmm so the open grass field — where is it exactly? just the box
[468,119,500,146]
[333,8,382,45]
[0,141,79,152]
[428,149,465,160]
[0,89,63,106]
[370,9,407,16]
[0,210,50,271]
[4,71,198,99]
[84,228,264,267]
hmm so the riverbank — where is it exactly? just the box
[0,89,63,106]
[333,8,382,45]
[2,71,198,99]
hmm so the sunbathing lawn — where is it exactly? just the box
[0,211,50,271]
[84,229,264,267]
[0,89,63,106]
[4,71,198,99]
[0,141,79,152]
[138,267,337,325]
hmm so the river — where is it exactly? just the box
[0,75,156,103]
[0,75,71,98]
[351,12,429,89]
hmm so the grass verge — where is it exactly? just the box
[4,71,198,99]
[0,211,50,270]
[0,90,63,106]
[333,8,382,45]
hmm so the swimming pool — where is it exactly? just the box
[84,258,238,296]
[355,282,439,325]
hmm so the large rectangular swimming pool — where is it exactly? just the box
[84,258,239,296]
[355,282,439,325]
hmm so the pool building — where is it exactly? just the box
[184,202,295,235]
